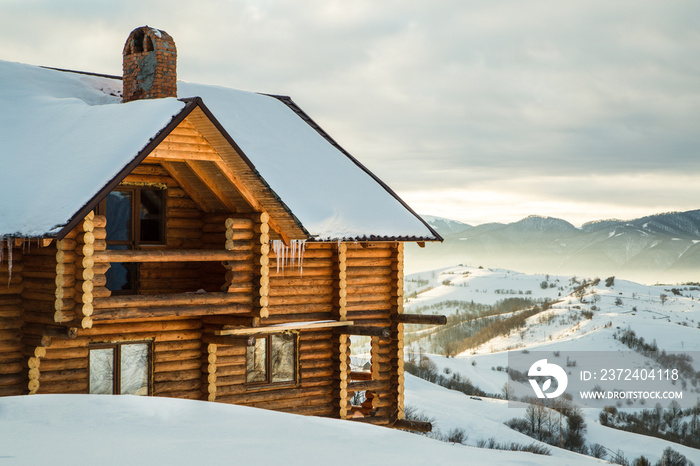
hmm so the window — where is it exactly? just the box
[100,186,165,294]
[89,342,151,395]
[246,332,297,386]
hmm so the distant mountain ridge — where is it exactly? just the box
[408,210,700,283]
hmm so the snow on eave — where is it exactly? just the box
[307,235,442,243]
[267,94,443,243]
[0,60,189,239]
[55,100,200,240]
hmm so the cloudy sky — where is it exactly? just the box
[2,0,699,226]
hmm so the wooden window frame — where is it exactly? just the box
[98,185,167,294]
[98,185,167,249]
[245,331,299,390]
[88,341,153,395]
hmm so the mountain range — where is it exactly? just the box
[407,210,700,284]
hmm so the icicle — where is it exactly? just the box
[298,240,306,276]
[290,239,297,268]
[272,240,283,275]
[290,240,295,268]
[271,239,306,275]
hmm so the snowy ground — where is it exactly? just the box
[0,394,599,466]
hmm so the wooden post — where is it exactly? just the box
[27,355,41,394]
[253,212,270,319]
[202,343,217,402]
[331,242,349,419]
[69,213,98,329]
[392,243,406,419]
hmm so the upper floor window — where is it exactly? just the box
[100,186,166,293]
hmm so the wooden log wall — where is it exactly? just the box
[22,239,62,395]
[344,242,401,425]
[218,215,255,305]
[214,329,335,417]
[266,243,334,325]
[34,319,204,398]
[0,241,24,396]
[199,213,232,292]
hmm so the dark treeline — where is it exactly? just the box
[429,299,552,356]
[600,402,700,450]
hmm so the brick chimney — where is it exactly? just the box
[122,26,177,102]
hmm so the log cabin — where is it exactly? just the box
[0,26,443,428]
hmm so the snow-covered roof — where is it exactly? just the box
[0,59,439,242]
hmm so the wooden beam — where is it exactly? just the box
[396,314,447,325]
[202,334,256,346]
[91,303,250,321]
[347,380,388,392]
[393,419,432,433]
[93,249,249,263]
[160,133,212,145]
[161,161,213,213]
[214,160,294,245]
[186,160,240,212]
[149,149,220,162]
[154,141,218,154]
[214,160,264,213]
[347,416,391,426]
[216,320,354,336]
[341,325,390,338]
[93,292,253,309]
[349,371,372,381]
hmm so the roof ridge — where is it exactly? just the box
[40,66,122,80]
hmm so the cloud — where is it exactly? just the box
[1,0,699,223]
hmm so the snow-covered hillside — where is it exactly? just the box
[406,374,699,464]
[404,265,700,354]
[403,265,700,464]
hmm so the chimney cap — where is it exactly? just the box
[122,26,177,102]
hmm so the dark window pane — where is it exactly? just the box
[89,348,114,394]
[246,337,267,383]
[106,191,132,242]
[120,343,149,396]
[271,333,295,383]
[106,255,135,293]
[139,189,164,243]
